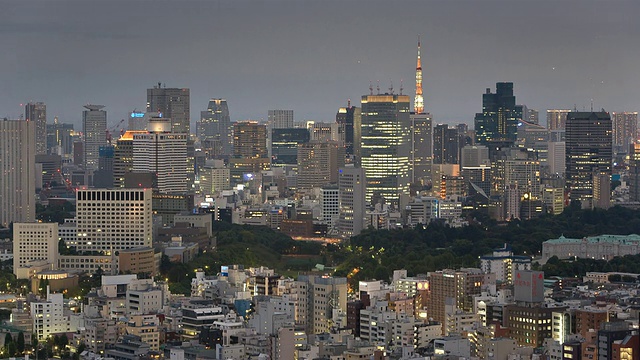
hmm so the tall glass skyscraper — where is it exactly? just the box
[474,82,517,145]
[198,99,232,156]
[566,111,612,208]
[360,94,411,207]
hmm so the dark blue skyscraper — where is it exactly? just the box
[336,101,362,161]
[474,82,517,145]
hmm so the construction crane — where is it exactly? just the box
[106,118,126,144]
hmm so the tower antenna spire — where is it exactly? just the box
[400,79,404,95]
[376,80,380,95]
[414,35,424,114]
[389,80,394,95]
[369,81,373,95]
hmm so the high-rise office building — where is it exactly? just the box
[427,268,486,334]
[336,103,362,161]
[547,142,566,176]
[515,104,539,125]
[82,104,107,171]
[133,118,188,194]
[474,83,517,145]
[271,128,310,166]
[113,130,145,188]
[199,161,231,195]
[337,167,366,238]
[308,122,345,143]
[230,121,270,184]
[297,275,348,334]
[146,83,190,134]
[611,111,638,155]
[320,185,339,230]
[0,120,36,228]
[461,145,490,167]
[433,124,459,164]
[297,141,345,189]
[361,94,411,206]
[516,120,549,164]
[75,188,153,253]
[491,148,540,198]
[94,145,115,188]
[546,110,571,130]
[629,143,640,202]
[268,110,294,129]
[25,102,47,155]
[198,99,232,156]
[565,112,612,208]
[461,145,491,198]
[47,120,74,156]
[411,113,433,184]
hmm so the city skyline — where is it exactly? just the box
[2,0,639,129]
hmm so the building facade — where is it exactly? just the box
[546,109,570,130]
[336,104,362,160]
[268,110,294,129]
[297,141,344,189]
[132,119,188,194]
[25,102,47,155]
[361,94,411,206]
[0,119,36,227]
[611,111,638,155]
[198,99,232,156]
[75,188,153,253]
[337,167,366,238]
[146,84,190,134]
[565,112,612,208]
[474,83,517,145]
[13,223,58,279]
[83,104,107,171]
[230,121,269,185]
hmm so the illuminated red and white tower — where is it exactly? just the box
[414,36,424,114]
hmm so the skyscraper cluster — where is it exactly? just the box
[2,37,636,242]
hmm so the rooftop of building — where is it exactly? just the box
[544,234,640,245]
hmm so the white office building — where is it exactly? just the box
[31,288,71,340]
[320,185,339,230]
[75,188,153,253]
[13,223,59,279]
[133,118,188,194]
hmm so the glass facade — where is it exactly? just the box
[361,94,411,206]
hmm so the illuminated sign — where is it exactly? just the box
[131,112,145,118]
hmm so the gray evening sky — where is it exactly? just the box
[1,0,639,130]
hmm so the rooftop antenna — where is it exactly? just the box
[590,99,594,112]
[347,99,351,108]
[573,104,577,112]
[400,79,404,95]
[376,80,380,95]
[389,80,394,95]
[369,81,373,95]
